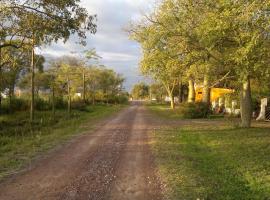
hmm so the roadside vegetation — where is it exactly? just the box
[129,0,270,128]
[152,125,270,200]
[147,103,213,119]
[0,0,130,180]
[0,104,124,179]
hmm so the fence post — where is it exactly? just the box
[256,98,268,121]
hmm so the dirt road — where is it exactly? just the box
[0,103,163,200]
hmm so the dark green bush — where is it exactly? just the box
[105,94,129,104]
[54,97,67,109]
[11,98,29,111]
[35,98,51,111]
[0,98,29,113]
[177,102,210,119]
[113,95,129,104]
[71,100,87,111]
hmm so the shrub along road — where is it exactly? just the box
[0,102,163,200]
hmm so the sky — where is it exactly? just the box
[40,0,156,91]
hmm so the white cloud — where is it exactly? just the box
[40,0,155,91]
[100,51,137,62]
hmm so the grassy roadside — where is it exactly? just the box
[0,104,125,179]
[147,103,181,119]
[152,123,270,199]
[147,103,226,120]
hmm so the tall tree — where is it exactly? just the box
[1,0,97,121]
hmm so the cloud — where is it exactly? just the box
[40,0,155,91]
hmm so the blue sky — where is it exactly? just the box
[40,0,155,91]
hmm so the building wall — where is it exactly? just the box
[195,87,234,102]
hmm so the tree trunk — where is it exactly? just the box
[240,76,252,128]
[52,85,55,119]
[0,47,2,112]
[188,79,195,103]
[179,80,183,103]
[30,42,35,122]
[92,93,95,105]
[83,71,86,103]
[202,74,211,104]
[170,93,175,109]
[106,91,109,105]
[67,80,71,116]
[149,87,152,102]
[9,85,14,113]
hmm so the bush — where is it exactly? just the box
[0,98,29,114]
[35,98,51,111]
[11,98,29,111]
[113,95,129,104]
[71,100,87,111]
[177,102,210,119]
[54,97,67,109]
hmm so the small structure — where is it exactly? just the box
[195,87,234,102]
[164,96,179,103]
[256,98,269,121]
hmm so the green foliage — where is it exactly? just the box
[0,0,98,121]
[107,93,129,104]
[54,97,67,109]
[177,102,210,119]
[130,0,270,125]
[35,98,51,111]
[150,83,167,102]
[9,98,29,112]
[153,126,270,200]
[147,103,210,119]
[0,0,97,46]
[131,82,149,100]
[0,98,29,114]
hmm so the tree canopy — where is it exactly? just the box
[130,0,270,127]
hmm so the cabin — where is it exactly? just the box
[195,87,234,102]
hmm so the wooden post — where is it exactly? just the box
[30,39,35,122]
[52,84,55,119]
[0,47,2,112]
[67,78,71,116]
[83,70,86,103]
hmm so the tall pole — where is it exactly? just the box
[67,77,71,116]
[52,84,55,119]
[83,70,86,103]
[30,39,35,122]
[0,47,2,111]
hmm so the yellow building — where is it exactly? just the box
[195,87,234,102]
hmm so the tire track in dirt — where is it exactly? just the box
[0,103,163,200]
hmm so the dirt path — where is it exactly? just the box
[0,103,163,200]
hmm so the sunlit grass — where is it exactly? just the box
[0,105,124,179]
[146,103,181,119]
[152,126,270,200]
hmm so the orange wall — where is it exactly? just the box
[195,88,234,102]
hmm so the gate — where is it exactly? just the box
[266,107,270,121]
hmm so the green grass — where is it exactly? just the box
[153,126,270,200]
[147,103,181,119]
[0,105,124,179]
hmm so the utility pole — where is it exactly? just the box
[83,70,86,103]
[30,38,35,122]
[67,77,71,116]
[0,47,2,111]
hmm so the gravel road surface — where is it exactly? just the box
[0,102,163,200]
